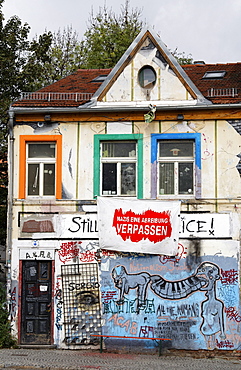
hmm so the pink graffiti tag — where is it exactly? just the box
[58,241,81,263]
[220,269,238,284]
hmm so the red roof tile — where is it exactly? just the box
[13,69,111,108]
[13,64,241,108]
[183,63,241,104]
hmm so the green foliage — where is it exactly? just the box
[32,26,85,88]
[0,283,16,348]
[82,0,144,68]
[172,48,193,65]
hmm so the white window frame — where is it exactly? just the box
[26,142,56,197]
[151,133,201,199]
[158,146,195,196]
[100,141,137,196]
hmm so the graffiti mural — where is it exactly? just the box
[100,240,240,350]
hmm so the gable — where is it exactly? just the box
[93,29,209,107]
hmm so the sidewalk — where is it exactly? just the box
[0,348,240,370]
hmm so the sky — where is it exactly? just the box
[2,0,241,64]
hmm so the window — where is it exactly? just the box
[151,133,201,198]
[19,135,62,199]
[158,140,194,195]
[27,143,56,196]
[101,141,136,196]
[202,71,226,79]
[94,134,143,198]
[138,66,156,89]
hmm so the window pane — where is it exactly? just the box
[28,164,39,195]
[159,163,174,195]
[102,163,117,195]
[28,143,55,158]
[159,141,193,157]
[102,142,136,158]
[43,164,55,195]
[138,66,156,88]
[121,163,136,195]
[178,163,193,194]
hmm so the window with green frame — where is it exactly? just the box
[94,134,143,198]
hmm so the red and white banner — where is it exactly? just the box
[97,197,180,255]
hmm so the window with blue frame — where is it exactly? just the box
[151,133,201,198]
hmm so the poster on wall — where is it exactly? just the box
[97,197,180,255]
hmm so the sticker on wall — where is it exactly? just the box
[97,197,180,255]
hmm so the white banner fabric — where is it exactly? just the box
[97,197,180,255]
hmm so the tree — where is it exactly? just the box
[26,26,84,89]
[0,282,16,347]
[172,48,193,65]
[0,0,53,246]
[82,0,144,68]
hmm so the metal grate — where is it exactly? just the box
[61,263,101,345]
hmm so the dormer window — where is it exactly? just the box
[138,66,156,89]
[202,71,226,79]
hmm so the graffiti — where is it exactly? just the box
[79,241,99,253]
[79,250,96,263]
[10,286,17,319]
[108,314,138,335]
[101,291,118,303]
[220,269,238,284]
[75,291,99,307]
[216,339,234,349]
[157,321,196,341]
[150,272,204,300]
[159,243,187,266]
[102,249,116,258]
[103,298,155,315]
[225,307,241,322]
[68,281,100,291]
[139,325,155,338]
[201,133,214,161]
[110,262,227,350]
[157,303,199,319]
[196,263,225,349]
[218,284,236,307]
[58,241,81,263]
[112,208,172,243]
[55,289,63,330]
[112,265,151,310]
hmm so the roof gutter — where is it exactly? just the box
[10,102,241,115]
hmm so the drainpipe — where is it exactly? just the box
[6,108,14,310]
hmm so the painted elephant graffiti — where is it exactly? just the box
[111,261,225,347]
[112,265,151,308]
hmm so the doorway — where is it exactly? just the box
[21,260,52,344]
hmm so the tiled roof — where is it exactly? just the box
[183,63,241,104]
[13,69,112,108]
[13,64,241,108]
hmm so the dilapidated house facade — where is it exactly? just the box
[7,28,241,351]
